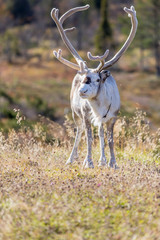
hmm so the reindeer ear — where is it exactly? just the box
[100,70,110,82]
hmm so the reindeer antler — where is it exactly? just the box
[51,5,90,73]
[53,49,80,71]
[89,6,138,72]
[51,5,137,74]
[87,50,109,72]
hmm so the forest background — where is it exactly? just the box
[0,0,160,133]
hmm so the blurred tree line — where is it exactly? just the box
[135,0,160,76]
[0,0,159,75]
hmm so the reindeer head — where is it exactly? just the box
[51,5,138,100]
[77,70,100,99]
[78,69,113,99]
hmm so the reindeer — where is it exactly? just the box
[51,5,138,168]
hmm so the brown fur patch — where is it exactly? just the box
[70,79,80,101]
[82,77,88,84]
[114,109,120,116]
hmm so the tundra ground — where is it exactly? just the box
[0,112,160,240]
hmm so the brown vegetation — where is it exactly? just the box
[0,111,160,239]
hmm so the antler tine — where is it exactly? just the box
[124,5,136,18]
[51,8,57,20]
[87,50,109,72]
[51,5,89,72]
[55,9,59,18]
[53,49,80,71]
[64,27,76,33]
[100,6,138,71]
[60,5,90,25]
[87,49,109,61]
[79,61,86,74]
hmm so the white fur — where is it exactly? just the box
[72,71,120,126]
[51,4,138,168]
[89,75,120,126]
[67,70,120,168]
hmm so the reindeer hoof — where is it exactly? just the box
[85,162,94,168]
[83,158,94,168]
[66,159,73,165]
[98,161,107,167]
[108,162,119,170]
[114,164,119,170]
[98,156,107,167]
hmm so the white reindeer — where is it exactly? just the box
[51,5,138,168]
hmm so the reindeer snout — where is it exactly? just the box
[79,89,88,96]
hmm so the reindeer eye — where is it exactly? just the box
[85,77,91,84]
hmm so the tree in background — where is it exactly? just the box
[134,0,160,76]
[7,0,33,24]
[152,0,160,76]
[82,0,101,9]
[94,0,112,53]
[94,0,101,9]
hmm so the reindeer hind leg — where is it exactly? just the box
[107,118,119,169]
[98,124,107,167]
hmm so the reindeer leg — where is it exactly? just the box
[83,120,94,168]
[98,124,107,166]
[66,126,83,164]
[107,119,118,169]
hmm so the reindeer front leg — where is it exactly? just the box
[66,126,83,164]
[98,124,107,166]
[83,120,94,168]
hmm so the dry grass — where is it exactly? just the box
[0,111,160,240]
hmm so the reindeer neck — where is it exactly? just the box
[87,84,112,123]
